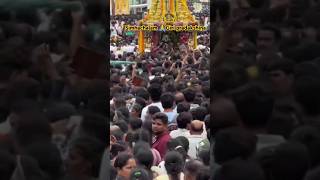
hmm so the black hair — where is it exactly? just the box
[175,136,190,153]
[150,78,163,86]
[131,104,142,117]
[110,142,127,160]
[135,97,147,109]
[111,128,125,142]
[182,88,196,103]
[176,82,188,91]
[70,136,105,177]
[113,120,129,133]
[176,112,192,129]
[187,56,194,65]
[134,148,154,169]
[136,88,150,101]
[114,152,134,170]
[184,160,204,176]
[214,159,265,180]
[117,107,130,120]
[132,141,150,156]
[167,138,183,151]
[129,117,143,131]
[164,151,184,180]
[142,120,153,137]
[127,129,152,147]
[164,83,177,93]
[148,83,162,102]
[160,93,175,109]
[176,102,190,113]
[229,83,274,129]
[130,168,151,180]
[113,95,127,109]
[147,106,161,115]
[190,107,208,121]
[166,138,187,161]
[214,127,257,164]
[153,112,168,125]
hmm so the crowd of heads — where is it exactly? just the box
[110,1,211,180]
[3,0,320,179]
[212,0,320,180]
[0,0,108,180]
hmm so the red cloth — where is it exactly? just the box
[180,33,189,45]
[152,132,171,159]
[152,32,159,47]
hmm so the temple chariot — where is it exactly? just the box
[137,0,199,54]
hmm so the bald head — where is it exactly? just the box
[211,97,242,133]
[190,120,204,135]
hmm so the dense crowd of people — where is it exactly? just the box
[211,0,320,180]
[111,0,320,179]
[2,0,320,179]
[109,1,211,179]
[0,1,108,180]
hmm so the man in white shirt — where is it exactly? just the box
[170,112,192,138]
[141,83,164,121]
[186,120,206,159]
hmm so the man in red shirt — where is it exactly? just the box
[152,112,171,159]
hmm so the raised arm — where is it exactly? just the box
[70,7,85,58]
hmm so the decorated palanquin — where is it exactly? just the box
[138,0,199,54]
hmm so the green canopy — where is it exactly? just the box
[110,61,135,66]
[125,31,135,36]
